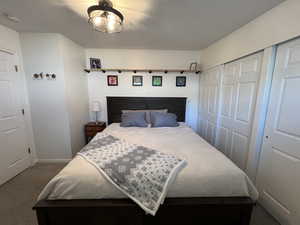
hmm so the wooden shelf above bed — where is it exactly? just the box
[84,68,201,74]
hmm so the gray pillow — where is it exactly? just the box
[120,112,148,127]
[122,109,167,124]
[150,112,179,127]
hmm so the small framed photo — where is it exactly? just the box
[176,76,186,87]
[90,58,101,69]
[107,75,118,86]
[132,75,143,86]
[189,62,198,71]
[152,76,162,87]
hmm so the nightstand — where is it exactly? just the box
[84,122,106,144]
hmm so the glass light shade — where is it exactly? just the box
[88,2,123,33]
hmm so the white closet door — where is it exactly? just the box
[216,52,263,170]
[256,38,300,225]
[198,66,222,145]
[0,50,31,186]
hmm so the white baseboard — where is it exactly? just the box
[37,159,71,163]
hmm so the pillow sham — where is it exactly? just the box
[150,112,179,127]
[120,112,148,127]
[122,109,167,124]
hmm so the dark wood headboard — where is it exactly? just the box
[106,97,187,124]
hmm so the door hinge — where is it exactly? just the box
[14,65,18,72]
[28,148,31,154]
[22,109,25,115]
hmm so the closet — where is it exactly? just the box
[256,38,300,225]
[198,52,263,171]
[199,38,300,225]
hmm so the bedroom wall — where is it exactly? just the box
[0,24,37,163]
[200,0,300,69]
[60,36,89,156]
[21,33,89,160]
[86,49,201,130]
[21,33,72,160]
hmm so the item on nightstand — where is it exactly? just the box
[92,101,101,124]
[84,122,106,144]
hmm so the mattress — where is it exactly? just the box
[38,123,258,200]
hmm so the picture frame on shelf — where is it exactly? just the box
[152,76,162,87]
[189,62,198,71]
[176,76,186,87]
[107,75,118,86]
[132,76,143,86]
[90,58,101,69]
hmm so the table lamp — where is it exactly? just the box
[92,101,101,124]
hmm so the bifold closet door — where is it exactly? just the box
[198,66,222,145]
[216,52,263,170]
[256,38,300,225]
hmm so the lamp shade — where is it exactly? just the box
[92,101,101,112]
[87,0,124,33]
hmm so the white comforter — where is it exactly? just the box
[38,123,258,200]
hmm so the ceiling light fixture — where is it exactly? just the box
[87,0,124,34]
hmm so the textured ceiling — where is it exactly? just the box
[0,0,284,50]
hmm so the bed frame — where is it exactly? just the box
[33,96,255,225]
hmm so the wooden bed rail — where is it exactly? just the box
[33,197,254,225]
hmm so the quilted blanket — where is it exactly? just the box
[77,132,186,215]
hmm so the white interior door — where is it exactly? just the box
[256,38,300,225]
[0,50,31,186]
[198,66,222,146]
[216,52,263,170]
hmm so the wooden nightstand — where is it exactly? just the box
[84,122,106,144]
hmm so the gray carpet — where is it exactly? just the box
[0,163,281,225]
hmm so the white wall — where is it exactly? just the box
[201,0,300,69]
[86,49,200,130]
[60,36,89,155]
[21,33,72,160]
[0,24,37,164]
[21,33,89,159]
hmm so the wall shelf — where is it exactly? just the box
[84,68,201,74]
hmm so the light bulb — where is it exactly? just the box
[92,16,102,26]
[107,20,116,32]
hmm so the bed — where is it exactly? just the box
[33,97,258,225]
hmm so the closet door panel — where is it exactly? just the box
[198,66,222,146]
[217,52,262,171]
[257,38,300,225]
[231,132,249,169]
[217,62,238,157]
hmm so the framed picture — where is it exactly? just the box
[189,62,198,71]
[107,75,118,86]
[132,76,143,86]
[90,58,101,69]
[152,76,162,87]
[176,76,186,87]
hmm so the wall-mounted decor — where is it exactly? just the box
[32,73,56,80]
[152,76,162,87]
[90,58,101,69]
[132,76,143,86]
[189,62,198,71]
[176,76,186,87]
[107,75,118,86]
